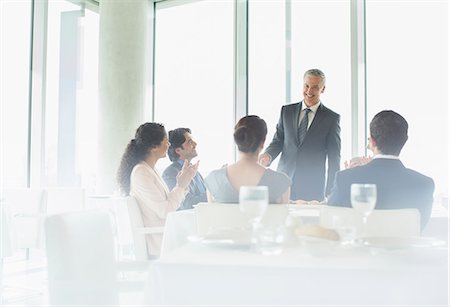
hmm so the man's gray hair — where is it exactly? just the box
[304,69,326,86]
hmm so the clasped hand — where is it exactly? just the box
[176,160,199,189]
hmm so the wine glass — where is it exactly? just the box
[350,184,377,236]
[239,186,269,229]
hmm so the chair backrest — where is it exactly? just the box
[45,210,119,305]
[2,188,46,249]
[110,197,134,260]
[195,203,289,235]
[45,187,86,215]
[320,205,421,237]
[126,196,150,261]
[1,201,14,257]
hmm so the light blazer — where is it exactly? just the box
[327,158,434,229]
[130,161,185,257]
[265,101,341,201]
[162,161,207,210]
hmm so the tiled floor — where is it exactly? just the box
[1,249,148,306]
[1,250,48,306]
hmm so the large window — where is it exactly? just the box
[366,0,449,198]
[44,1,99,188]
[249,0,352,169]
[291,0,352,164]
[154,0,234,175]
[1,0,32,188]
[248,1,285,167]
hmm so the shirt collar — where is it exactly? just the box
[176,158,185,166]
[302,100,321,113]
[372,154,400,160]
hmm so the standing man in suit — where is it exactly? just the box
[327,110,434,228]
[259,69,341,201]
[162,128,207,210]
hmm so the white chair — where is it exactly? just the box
[2,188,46,257]
[1,201,14,298]
[160,210,197,257]
[320,205,421,237]
[195,202,289,236]
[421,216,449,242]
[44,210,150,306]
[126,196,164,260]
[44,187,86,215]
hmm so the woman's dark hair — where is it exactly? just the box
[117,122,166,195]
[234,115,267,153]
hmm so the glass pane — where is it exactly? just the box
[366,0,449,198]
[45,1,99,189]
[291,0,352,165]
[77,9,100,191]
[154,0,234,175]
[248,0,285,168]
[1,0,32,188]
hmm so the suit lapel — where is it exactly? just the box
[292,102,302,144]
[308,103,325,132]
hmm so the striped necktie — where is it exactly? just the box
[298,108,311,145]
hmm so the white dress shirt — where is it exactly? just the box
[299,101,321,130]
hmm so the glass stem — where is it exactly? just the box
[362,216,368,236]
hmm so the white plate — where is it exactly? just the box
[353,236,446,250]
[297,235,337,255]
[188,228,252,248]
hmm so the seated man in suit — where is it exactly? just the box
[162,128,207,210]
[327,110,434,228]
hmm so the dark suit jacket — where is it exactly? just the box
[162,161,207,210]
[265,102,341,201]
[327,158,435,229]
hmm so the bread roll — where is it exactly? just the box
[295,224,340,241]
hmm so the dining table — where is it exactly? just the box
[147,206,448,306]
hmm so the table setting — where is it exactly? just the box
[149,185,448,306]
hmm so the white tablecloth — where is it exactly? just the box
[146,242,448,306]
[149,208,449,306]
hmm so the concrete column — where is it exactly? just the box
[97,0,153,194]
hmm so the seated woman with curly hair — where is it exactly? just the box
[117,122,198,258]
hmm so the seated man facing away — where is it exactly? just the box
[162,128,207,210]
[327,110,434,229]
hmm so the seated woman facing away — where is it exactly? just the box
[205,115,291,204]
[117,122,198,258]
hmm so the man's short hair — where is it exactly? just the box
[167,128,191,162]
[304,68,326,86]
[370,110,408,156]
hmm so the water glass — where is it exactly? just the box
[330,215,356,245]
[239,186,269,227]
[350,183,377,236]
[254,225,285,255]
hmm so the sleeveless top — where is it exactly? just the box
[205,167,291,203]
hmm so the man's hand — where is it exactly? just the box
[344,156,372,169]
[258,153,271,167]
